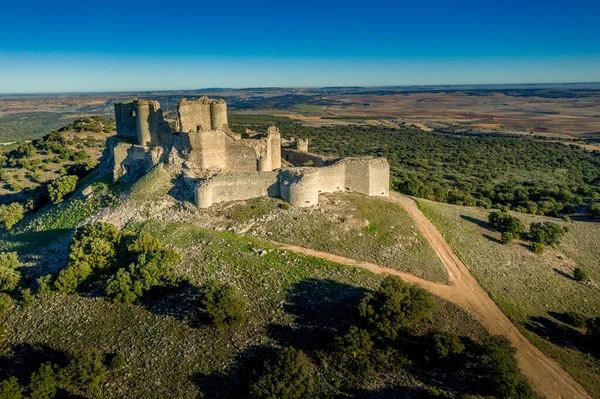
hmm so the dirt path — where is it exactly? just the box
[277,192,591,399]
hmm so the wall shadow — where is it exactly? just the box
[267,278,368,353]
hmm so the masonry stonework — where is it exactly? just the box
[109,97,389,208]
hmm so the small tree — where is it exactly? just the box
[0,252,21,291]
[331,327,375,381]
[249,347,314,399]
[529,242,544,254]
[48,175,79,204]
[0,202,25,230]
[429,330,464,359]
[529,222,565,246]
[28,363,57,399]
[488,211,524,241]
[573,268,588,282]
[359,276,434,340]
[60,350,106,389]
[108,353,126,370]
[201,281,248,329]
[589,203,600,217]
[0,377,22,399]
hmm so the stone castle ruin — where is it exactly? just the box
[108,97,389,208]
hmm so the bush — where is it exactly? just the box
[429,330,464,359]
[480,336,533,399]
[573,267,588,282]
[0,377,22,399]
[48,175,79,204]
[106,232,180,303]
[359,276,434,340]
[529,222,565,245]
[529,242,544,254]
[249,347,314,399]
[200,281,248,329]
[488,211,524,239]
[28,363,57,399]
[60,350,106,389]
[108,353,126,370]
[589,203,600,217]
[0,293,12,317]
[500,231,514,244]
[331,327,375,382]
[0,202,25,230]
[0,252,21,291]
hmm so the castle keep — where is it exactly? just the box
[109,97,389,207]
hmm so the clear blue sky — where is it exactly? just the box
[0,0,599,93]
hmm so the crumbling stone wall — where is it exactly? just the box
[195,157,390,208]
[112,142,164,183]
[281,148,337,167]
[114,99,172,147]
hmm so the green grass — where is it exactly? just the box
[1,220,487,398]
[418,199,600,397]
[215,192,448,282]
[295,104,327,114]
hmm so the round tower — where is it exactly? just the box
[210,99,228,130]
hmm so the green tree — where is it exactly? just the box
[480,336,533,399]
[249,348,314,399]
[28,363,57,399]
[0,377,22,399]
[429,330,464,359]
[0,202,25,230]
[200,280,248,329]
[488,211,524,240]
[48,175,79,204]
[529,222,565,245]
[589,203,600,217]
[359,276,434,340]
[573,267,588,282]
[60,350,106,389]
[0,252,21,291]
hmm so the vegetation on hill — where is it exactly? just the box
[419,199,600,396]
[230,117,600,217]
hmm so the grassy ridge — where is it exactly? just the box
[418,199,600,397]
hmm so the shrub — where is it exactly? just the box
[559,311,587,328]
[0,377,22,399]
[359,276,434,340]
[28,363,57,399]
[529,222,565,245]
[500,231,513,244]
[106,232,180,303]
[488,211,524,238]
[589,203,600,217]
[36,275,53,295]
[200,280,248,329]
[20,288,35,308]
[331,327,375,381]
[0,252,21,291]
[0,293,12,317]
[60,350,106,389]
[249,347,314,399]
[480,336,533,399]
[573,267,588,282]
[108,353,126,370]
[429,330,465,359]
[529,242,544,254]
[48,175,79,204]
[0,202,25,230]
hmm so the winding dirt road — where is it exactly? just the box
[278,192,590,399]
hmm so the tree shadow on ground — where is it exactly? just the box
[482,234,502,244]
[0,343,86,397]
[524,315,588,353]
[459,215,491,230]
[553,268,575,280]
[267,278,369,353]
[191,345,273,399]
[139,281,206,328]
[347,385,452,399]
